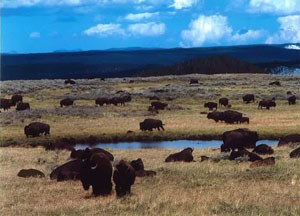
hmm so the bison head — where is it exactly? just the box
[130,158,144,171]
[139,122,146,131]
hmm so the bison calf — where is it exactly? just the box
[165,147,194,162]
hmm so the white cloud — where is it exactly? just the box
[248,0,300,15]
[231,29,264,42]
[181,15,232,47]
[266,15,300,44]
[83,23,125,37]
[125,12,159,21]
[170,0,198,10]
[29,31,41,38]
[128,22,165,36]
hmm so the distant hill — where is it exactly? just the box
[1,44,299,80]
[137,55,264,77]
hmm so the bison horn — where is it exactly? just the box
[91,164,98,170]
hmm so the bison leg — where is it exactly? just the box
[161,126,165,131]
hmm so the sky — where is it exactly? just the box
[1,0,300,53]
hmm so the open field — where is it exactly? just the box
[1,73,299,147]
[1,146,300,216]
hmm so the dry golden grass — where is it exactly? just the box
[1,146,300,216]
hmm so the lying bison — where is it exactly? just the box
[130,158,156,177]
[80,153,113,196]
[290,147,300,158]
[288,95,296,105]
[151,101,168,110]
[11,94,23,106]
[165,147,194,162]
[258,100,276,109]
[140,118,164,131]
[189,79,199,84]
[222,128,258,151]
[204,102,217,111]
[252,144,274,155]
[113,160,136,197]
[278,134,300,147]
[250,157,275,168]
[64,79,76,84]
[24,122,50,137]
[16,102,30,111]
[18,169,45,178]
[219,98,229,107]
[243,94,255,103]
[229,149,262,162]
[50,160,83,181]
[0,98,13,111]
[60,98,74,107]
[269,81,281,86]
[71,147,114,162]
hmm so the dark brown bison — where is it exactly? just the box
[140,118,164,131]
[269,81,281,86]
[278,134,300,147]
[71,147,114,162]
[165,147,194,162]
[18,169,45,178]
[64,79,76,84]
[95,97,109,106]
[204,102,217,111]
[223,110,243,124]
[130,158,156,177]
[239,117,249,124]
[207,111,224,122]
[222,128,258,151]
[258,100,276,109]
[16,102,30,111]
[11,94,23,106]
[189,79,199,84]
[290,147,300,158]
[60,98,74,107]
[111,95,132,106]
[80,153,113,196]
[252,144,274,155]
[24,122,50,137]
[148,106,159,114]
[229,149,262,162]
[288,95,296,105]
[151,101,168,110]
[250,157,275,168]
[0,98,13,111]
[50,160,83,181]
[243,94,255,103]
[113,160,136,197]
[219,98,229,107]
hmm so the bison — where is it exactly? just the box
[140,118,164,131]
[60,98,74,107]
[204,102,217,111]
[130,158,156,177]
[290,147,300,158]
[95,97,110,106]
[24,122,50,137]
[222,128,258,151]
[269,81,281,86]
[71,147,114,162]
[288,95,296,105]
[165,147,194,162]
[113,160,136,197]
[250,157,275,168]
[223,110,243,124]
[207,111,224,122]
[80,153,113,196]
[219,98,229,107]
[151,101,168,110]
[64,79,76,84]
[16,102,30,111]
[258,100,276,109]
[278,134,300,147]
[11,94,23,106]
[229,149,262,162]
[18,169,45,178]
[252,144,274,155]
[50,160,83,181]
[189,79,199,84]
[243,94,255,103]
[239,117,249,124]
[0,98,13,111]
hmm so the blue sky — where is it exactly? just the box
[1,0,300,53]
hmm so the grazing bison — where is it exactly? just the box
[60,98,74,107]
[18,169,45,178]
[165,147,194,162]
[113,160,136,197]
[130,158,156,177]
[250,157,275,168]
[207,111,224,122]
[148,106,159,114]
[223,110,243,124]
[64,79,76,84]
[222,128,258,151]
[11,94,23,106]
[219,98,229,107]
[50,160,83,181]
[278,134,300,147]
[95,97,109,106]
[269,81,281,86]
[204,102,217,111]
[151,101,168,110]
[140,118,164,131]
[16,102,30,111]
[189,79,199,84]
[24,122,50,137]
[252,144,274,155]
[229,149,262,162]
[71,148,114,162]
[258,100,276,109]
[111,95,132,106]
[0,98,13,111]
[80,153,113,196]
[239,117,249,124]
[290,147,300,158]
[243,94,255,103]
[288,95,296,105]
